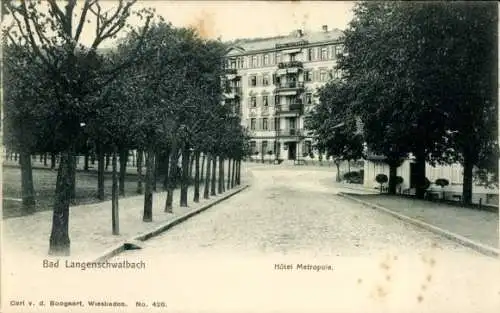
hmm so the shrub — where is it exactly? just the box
[395,176,404,185]
[343,171,362,183]
[267,150,273,155]
[375,174,388,193]
[435,178,449,188]
[375,174,388,184]
[303,152,309,157]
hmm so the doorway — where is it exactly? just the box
[287,142,297,160]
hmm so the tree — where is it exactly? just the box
[305,81,363,183]
[3,0,153,255]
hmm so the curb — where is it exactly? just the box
[338,192,499,258]
[93,184,250,262]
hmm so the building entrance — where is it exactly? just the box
[287,142,297,160]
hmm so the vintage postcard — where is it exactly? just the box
[1,1,499,312]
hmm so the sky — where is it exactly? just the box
[81,1,356,47]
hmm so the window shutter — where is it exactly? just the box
[270,117,275,130]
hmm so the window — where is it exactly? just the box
[306,93,312,104]
[329,45,335,59]
[262,141,268,153]
[304,70,311,82]
[274,95,280,106]
[250,75,257,87]
[250,141,257,153]
[321,47,328,60]
[264,54,269,66]
[252,55,257,67]
[250,118,256,130]
[304,141,312,155]
[276,52,281,63]
[290,53,296,61]
[230,59,236,68]
[274,117,280,130]
[335,45,343,57]
[263,96,268,106]
[320,71,327,82]
[263,75,269,86]
[263,118,268,130]
[251,96,257,107]
[308,48,313,61]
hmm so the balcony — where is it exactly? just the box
[276,61,303,75]
[275,102,303,114]
[274,81,305,95]
[276,128,304,137]
[277,61,303,69]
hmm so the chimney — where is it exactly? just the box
[296,29,303,37]
[322,25,328,32]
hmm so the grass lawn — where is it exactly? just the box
[2,166,167,219]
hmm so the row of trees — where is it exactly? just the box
[3,0,250,255]
[307,1,498,204]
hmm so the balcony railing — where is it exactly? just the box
[275,102,303,114]
[276,128,303,137]
[277,61,303,69]
[275,81,304,90]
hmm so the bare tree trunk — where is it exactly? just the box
[231,159,236,188]
[200,153,206,181]
[112,148,120,234]
[119,148,128,196]
[165,144,178,213]
[180,147,190,207]
[236,160,241,185]
[43,153,48,166]
[105,153,110,171]
[70,156,76,202]
[388,163,398,195]
[203,153,211,199]
[136,149,143,194]
[97,144,105,200]
[84,153,89,171]
[227,158,232,190]
[193,151,201,203]
[48,148,76,256]
[414,149,426,199]
[162,149,171,190]
[50,153,56,169]
[152,151,158,192]
[19,150,36,214]
[143,149,154,222]
[218,156,224,194]
[189,153,195,181]
[211,155,217,196]
[462,153,474,205]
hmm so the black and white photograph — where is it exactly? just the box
[1,1,499,312]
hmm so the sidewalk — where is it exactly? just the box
[340,193,499,254]
[2,178,249,262]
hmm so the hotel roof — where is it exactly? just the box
[228,28,344,53]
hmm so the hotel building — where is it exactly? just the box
[223,26,344,163]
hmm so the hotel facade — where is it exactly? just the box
[223,26,344,163]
